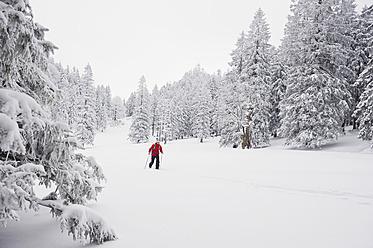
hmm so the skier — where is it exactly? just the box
[148,138,163,169]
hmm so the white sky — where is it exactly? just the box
[30,0,371,100]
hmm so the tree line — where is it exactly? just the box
[128,1,373,149]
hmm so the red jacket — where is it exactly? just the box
[149,143,163,156]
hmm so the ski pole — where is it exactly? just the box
[144,153,150,169]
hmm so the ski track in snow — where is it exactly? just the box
[157,168,373,206]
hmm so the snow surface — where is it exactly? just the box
[1,118,373,248]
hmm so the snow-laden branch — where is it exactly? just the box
[39,200,117,245]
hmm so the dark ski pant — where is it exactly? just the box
[149,155,160,169]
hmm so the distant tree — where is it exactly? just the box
[128,76,151,143]
[125,92,137,117]
[95,85,109,132]
[0,1,115,244]
[192,81,212,143]
[219,32,247,148]
[75,64,97,147]
[269,51,287,138]
[209,71,224,136]
[150,85,160,136]
[111,95,125,124]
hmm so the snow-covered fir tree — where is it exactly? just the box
[158,87,175,143]
[0,0,115,244]
[111,95,125,125]
[75,64,97,147]
[150,85,160,136]
[353,4,373,145]
[95,85,109,132]
[279,0,353,148]
[128,76,151,143]
[192,78,212,143]
[220,9,272,148]
[209,71,224,137]
[219,32,247,148]
[269,49,287,138]
[125,92,137,117]
[242,8,272,148]
[219,74,243,148]
[64,67,81,127]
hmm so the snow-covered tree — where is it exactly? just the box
[219,33,247,148]
[128,76,151,143]
[95,85,109,132]
[0,1,115,244]
[269,51,287,138]
[209,71,224,136]
[242,8,272,148]
[220,9,272,148]
[75,64,97,147]
[279,0,353,148]
[111,95,125,124]
[125,92,137,117]
[353,5,373,144]
[192,81,212,143]
[150,85,160,136]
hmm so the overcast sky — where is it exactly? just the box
[30,0,371,100]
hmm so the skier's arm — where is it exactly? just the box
[148,145,154,153]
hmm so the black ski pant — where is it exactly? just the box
[149,155,160,169]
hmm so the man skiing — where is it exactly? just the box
[148,138,163,169]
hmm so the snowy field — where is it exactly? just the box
[1,119,373,248]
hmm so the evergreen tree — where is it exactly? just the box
[150,85,160,136]
[279,0,352,148]
[269,50,287,138]
[353,5,373,144]
[192,80,212,143]
[75,64,97,147]
[95,85,108,132]
[220,9,272,148]
[111,95,125,124]
[128,76,151,143]
[209,71,224,136]
[125,92,137,117]
[242,8,272,148]
[219,32,247,148]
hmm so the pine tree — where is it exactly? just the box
[353,5,373,144]
[192,80,212,143]
[209,71,224,136]
[279,0,353,148]
[269,49,287,138]
[95,85,108,132]
[219,32,247,148]
[242,8,272,148]
[128,76,151,143]
[125,92,137,117]
[75,64,97,147]
[111,95,125,124]
[150,85,160,136]
[220,9,273,148]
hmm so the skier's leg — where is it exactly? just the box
[149,156,155,168]
[155,155,160,169]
